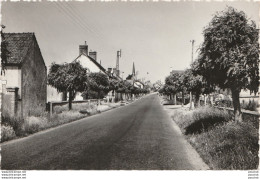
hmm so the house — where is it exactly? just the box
[47,42,108,102]
[73,42,106,74]
[47,42,109,101]
[1,33,47,118]
[134,80,144,89]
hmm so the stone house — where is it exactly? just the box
[1,33,47,118]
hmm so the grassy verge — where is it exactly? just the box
[171,106,259,170]
[1,102,121,143]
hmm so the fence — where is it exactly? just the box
[214,106,259,126]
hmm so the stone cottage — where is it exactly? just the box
[1,33,47,118]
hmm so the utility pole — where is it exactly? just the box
[190,40,195,110]
[116,49,121,77]
[191,40,195,63]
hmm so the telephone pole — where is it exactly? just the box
[116,49,121,77]
[190,40,195,110]
[191,40,195,63]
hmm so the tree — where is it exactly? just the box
[183,68,213,108]
[88,72,110,103]
[164,73,182,104]
[117,80,132,100]
[194,7,259,121]
[48,62,88,110]
[109,77,120,97]
[1,26,9,75]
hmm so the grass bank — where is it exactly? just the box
[1,102,121,143]
[171,106,259,170]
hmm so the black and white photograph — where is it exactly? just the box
[0,0,259,177]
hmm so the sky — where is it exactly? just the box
[1,1,259,83]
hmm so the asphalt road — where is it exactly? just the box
[1,94,208,170]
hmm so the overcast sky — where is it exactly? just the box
[2,1,259,83]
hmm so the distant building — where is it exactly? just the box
[1,33,47,118]
[125,62,144,89]
[126,62,136,83]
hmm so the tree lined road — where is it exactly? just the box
[1,94,208,170]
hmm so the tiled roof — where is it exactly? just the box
[3,33,34,65]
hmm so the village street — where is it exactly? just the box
[1,94,208,170]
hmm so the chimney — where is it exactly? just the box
[107,68,112,75]
[79,41,88,55]
[89,51,97,61]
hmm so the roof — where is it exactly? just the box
[126,74,133,80]
[74,53,106,73]
[3,33,35,65]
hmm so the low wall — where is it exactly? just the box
[46,99,103,115]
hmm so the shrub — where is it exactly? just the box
[171,106,259,170]
[191,121,258,169]
[241,100,259,112]
[172,106,231,135]
[53,103,96,114]
[49,111,87,127]
[186,107,230,134]
[1,125,16,142]
[22,116,48,134]
[2,115,24,136]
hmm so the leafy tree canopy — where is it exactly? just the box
[194,7,259,94]
[164,72,182,95]
[88,72,110,98]
[48,62,88,93]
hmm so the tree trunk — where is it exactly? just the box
[62,91,67,101]
[189,92,193,110]
[194,93,200,108]
[210,94,214,106]
[182,91,184,107]
[231,88,242,122]
[68,91,73,110]
[173,94,177,105]
[98,92,100,105]
[204,94,207,106]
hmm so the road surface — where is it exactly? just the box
[1,94,208,170]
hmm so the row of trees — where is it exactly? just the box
[160,7,259,121]
[160,69,213,108]
[48,62,150,110]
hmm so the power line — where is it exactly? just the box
[60,2,101,39]
[64,2,104,40]
[53,2,102,41]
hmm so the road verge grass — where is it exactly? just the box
[1,102,121,143]
[171,106,259,170]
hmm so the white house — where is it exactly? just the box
[47,42,108,102]
[74,43,107,100]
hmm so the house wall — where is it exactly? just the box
[76,55,104,73]
[1,66,22,98]
[21,38,47,118]
[47,85,63,102]
[74,54,106,100]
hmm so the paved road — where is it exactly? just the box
[1,94,208,170]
